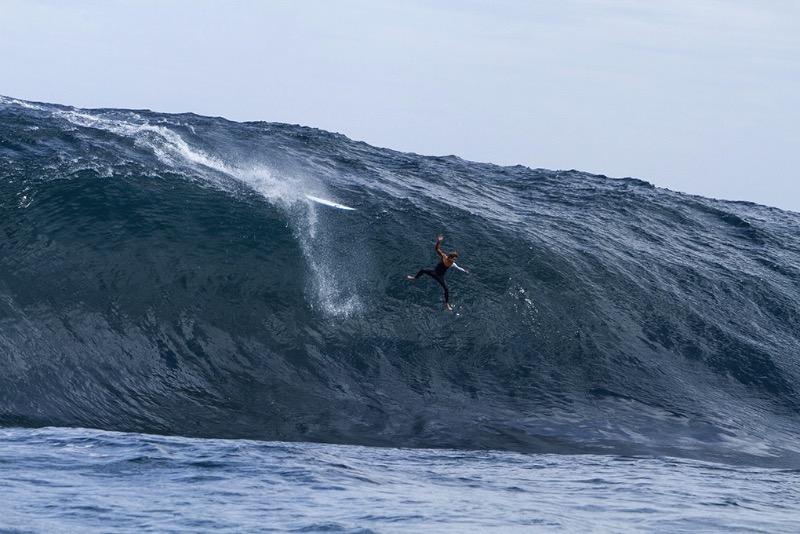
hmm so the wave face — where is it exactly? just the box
[2,96,799,467]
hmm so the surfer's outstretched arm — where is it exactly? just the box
[435,234,449,263]
[452,263,470,274]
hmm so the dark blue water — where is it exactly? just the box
[1,96,799,530]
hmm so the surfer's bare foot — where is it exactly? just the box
[446,303,453,311]
[406,275,415,280]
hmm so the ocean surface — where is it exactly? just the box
[1,95,799,531]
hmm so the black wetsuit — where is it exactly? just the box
[415,261,450,303]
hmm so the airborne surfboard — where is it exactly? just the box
[304,194,355,211]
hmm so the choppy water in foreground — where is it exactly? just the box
[2,427,798,533]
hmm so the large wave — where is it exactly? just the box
[2,96,799,467]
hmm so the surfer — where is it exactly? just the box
[407,234,469,311]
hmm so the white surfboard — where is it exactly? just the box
[305,194,355,211]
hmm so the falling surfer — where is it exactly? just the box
[407,234,469,311]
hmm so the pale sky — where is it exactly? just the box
[2,0,799,212]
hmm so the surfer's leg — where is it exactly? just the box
[433,276,449,304]
[409,269,435,280]
[440,279,452,310]
[409,270,451,309]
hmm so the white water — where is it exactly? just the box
[56,108,363,317]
